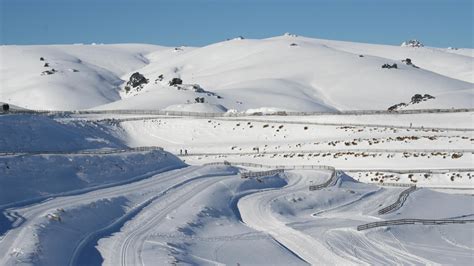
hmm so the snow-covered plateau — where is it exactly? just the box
[0,35,473,265]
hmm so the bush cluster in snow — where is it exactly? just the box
[388,94,436,111]
[410,94,435,104]
[124,72,149,93]
[169,77,183,86]
[381,63,397,69]
[402,58,420,68]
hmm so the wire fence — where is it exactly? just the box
[202,161,473,190]
[211,117,474,132]
[180,149,473,157]
[240,169,285,179]
[76,113,474,132]
[378,186,417,215]
[3,107,474,117]
[357,218,474,231]
[203,161,336,171]
[308,169,343,191]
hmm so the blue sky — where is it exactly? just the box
[1,0,472,48]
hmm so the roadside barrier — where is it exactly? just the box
[240,169,284,179]
[357,218,474,231]
[378,186,417,215]
[180,149,474,157]
[3,107,474,117]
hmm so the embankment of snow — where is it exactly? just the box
[0,114,126,152]
[0,150,184,206]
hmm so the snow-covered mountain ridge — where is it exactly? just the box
[1,35,472,111]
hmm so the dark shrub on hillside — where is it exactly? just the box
[195,97,205,103]
[169,78,183,86]
[382,63,397,69]
[411,94,435,104]
[41,69,57,75]
[388,103,407,111]
[127,72,148,88]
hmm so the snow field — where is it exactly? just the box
[2,35,473,112]
[1,34,473,264]
[117,113,473,187]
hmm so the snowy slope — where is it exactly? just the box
[1,110,472,264]
[2,167,472,265]
[97,35,473,111]
[0,114,185,207]
[0,44,167,110]
[1,36,472,112]
[0,114,125,152]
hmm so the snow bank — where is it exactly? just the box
[0,150,184,206]
[0,114,125,152]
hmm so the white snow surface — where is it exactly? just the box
[1,35,473,266]
[1,35,473,111]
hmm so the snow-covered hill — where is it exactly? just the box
[0,44,167,110]
[1,35,472,111]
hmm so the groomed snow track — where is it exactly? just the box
[0,165,238,266]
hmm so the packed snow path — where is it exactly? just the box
[238,172,352,265]
[114,174,234,266]
[0,165,235,265]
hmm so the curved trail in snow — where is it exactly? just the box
[70,171,236,266]
[238,172,353,265]
[0,165,226,265]
[114,174,234,266]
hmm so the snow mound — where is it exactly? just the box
[0,150,184,206]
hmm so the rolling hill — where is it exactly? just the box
[1,35,472,112]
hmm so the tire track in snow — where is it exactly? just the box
[237,173,353,265]
[0,165,207,265]
[70,169,232,266]
[115,173,236,266]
